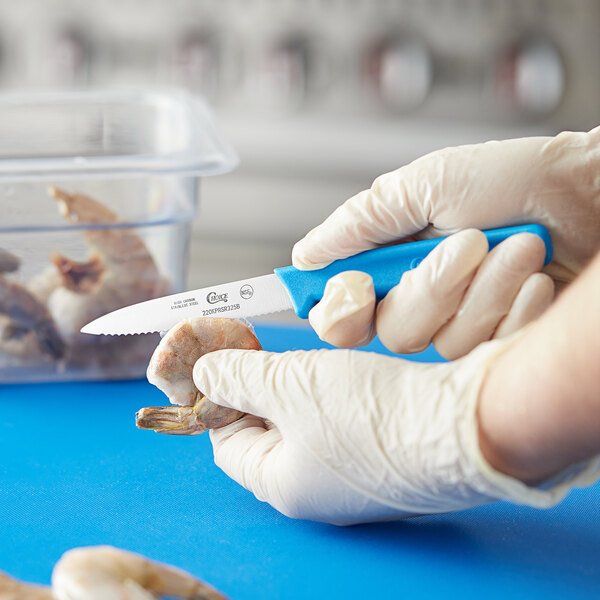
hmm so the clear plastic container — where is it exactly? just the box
[0,88,238,383]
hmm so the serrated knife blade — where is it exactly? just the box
[81,273,294,335]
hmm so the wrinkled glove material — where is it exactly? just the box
[194,338,600,525]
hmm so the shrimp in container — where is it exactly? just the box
[137,318,261,435]
[0,546,228,600]
[19,186,169,376]
[0,249,19,274]
[43,187,169,344]
[0,248,65,364]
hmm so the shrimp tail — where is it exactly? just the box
[149,568,231,600]
[136,398,243,435]
[48,186,119,224]
[136,405,208,435]
[51,253,105,293]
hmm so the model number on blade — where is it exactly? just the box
[170,298,199,310]
[202,303,240,316]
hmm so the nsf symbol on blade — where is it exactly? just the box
[240,284,254,300]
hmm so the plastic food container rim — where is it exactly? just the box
[0,87,239,181]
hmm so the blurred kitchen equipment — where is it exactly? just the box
[0,88,236,382]
[0,0,597,288]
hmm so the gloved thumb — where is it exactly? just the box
[192,348,318,421]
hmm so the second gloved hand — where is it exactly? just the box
[293,127,600,358]
[193,342,598,526]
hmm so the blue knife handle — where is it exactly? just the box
[274,224,553,319]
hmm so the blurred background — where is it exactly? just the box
[1,0,599,293]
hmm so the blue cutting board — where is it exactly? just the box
[1,323,599,599]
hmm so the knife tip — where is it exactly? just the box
[80,322,99,335]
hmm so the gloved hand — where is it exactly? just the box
[292,127,600,359]
[194,338,599,526]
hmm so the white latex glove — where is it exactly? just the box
[194,340,600,526]
[293,127,600,359]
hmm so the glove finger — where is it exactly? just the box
[494,272,554,338]
[292,169,432,270]
[308,271,376,348]
[193,348,322,420]
[433,233,547,359]
[211,417,400,525]
[291,135,553,271]
[210,415,284,503]
[375,229,488,354]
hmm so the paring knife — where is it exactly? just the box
[81,224,553,336]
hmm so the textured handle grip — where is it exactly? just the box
[275,224,553,319]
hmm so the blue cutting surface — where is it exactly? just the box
[1,323,599,599]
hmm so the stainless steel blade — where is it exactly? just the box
[81,273,295,335]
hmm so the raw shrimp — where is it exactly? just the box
[0,249,59,370]
[28,264,64,304]
[29,254,104,305]
[0,249,19,274]
[48,187,159,293]
[0,260,65,360]
[0,546,228,600]
[45,187,167,343]
[137,318,261,435]
[51,254,105,294]
[0,570,52,599]
[1,189,168,377]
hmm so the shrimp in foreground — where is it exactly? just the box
[0,569,52,599]
[0,546,228,600]
[0,249,65,360]
[137,318,261,435]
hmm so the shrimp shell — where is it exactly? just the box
[140,318,261,435]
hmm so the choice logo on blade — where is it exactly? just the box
[206,291,228,304]
[240,284,254,300]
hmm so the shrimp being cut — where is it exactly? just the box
[0,546,228,600]
[137,318,261,435]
